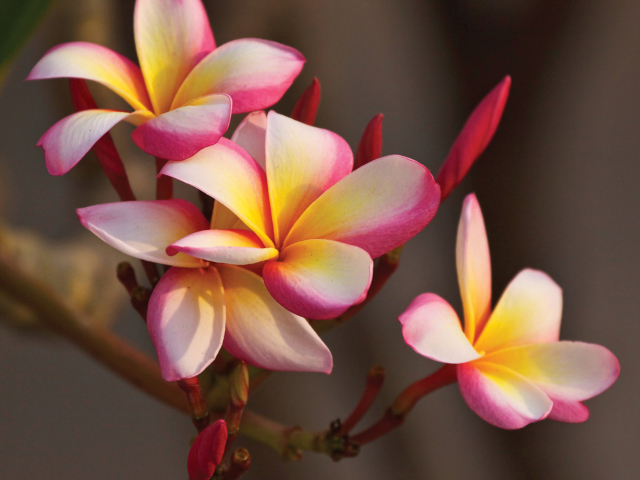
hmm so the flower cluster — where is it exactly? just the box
[28,0,619,477]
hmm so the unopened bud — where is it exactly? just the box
[291,77,321,126]
[230,362,249,408]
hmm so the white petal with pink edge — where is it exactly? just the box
[285,155,440,259]
[147,267,225,381]
[172,39,304,113]
[217,265,332,373]
[131,94,231,161]
[77,199,209,267]
[456,194,492,342]
[161,138,274,247]
[266,112,353,246]
[134,0,215,114]
[481,341,619,403]
[474,269,563,354]
[262,239,372,320]
[399,293,481,364]
[38,109,137,176]
[457,362,553,429]
[231,110,267,169]
[27,42,151,111]
[168,229,278,265]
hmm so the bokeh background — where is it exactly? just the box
[1,0,638,478]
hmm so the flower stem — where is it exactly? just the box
[351,364,457,445]
[0,254,188,414]
[338,365,385,434]
[155,157,173,200]
[178,377,210,433]
[69,79,136,202]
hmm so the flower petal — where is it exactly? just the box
[475,269,563,353]
[457,361,553,429]
[27,42,151,111]
[134,0,215,114]
[77,200,209,267]
[482,341,619,404]
[188,420,228,480]
[398,293,481,364]
[266,112,353,246]
[161,138,274,247]
[231,110,267,169]
[262,239,372,320]
[167,229,278,265]
[147,267,225,381]
[546,399,590,423]
[38,109,133,176]
[172,39,304,113]
[217,265,332,373]
[436,76,511,200]
[285,155,440,259]
[131,94,231,161]
[456,194,492,342]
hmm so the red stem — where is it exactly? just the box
[69,79,136,202]
[155,157,173,200]
[351,364,457,445]
[178,377,211,433]
[339,365,385,434]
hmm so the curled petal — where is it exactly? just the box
[399,293,481,364]
[231,110,267,169]
[173,39,304,113]
[458,361,553,429]
[132,94,231,160]
[218,265,333,373]
[482,342,620,404]
[27,42,151,111]
[266,112,353,245]
[161,138,274,247]
[77,200,209,267]
[148,267,225,381]
[168,229,278,265]
[263,239,372,320]
[546,399,590,423]
[285,155,440,259]
[134,0,215,114]
[38,109,135,176]
[475,269,562,353]
[291,77,321,126]
[456,194,492,342]
[188,420,228,480]
[436,76,511,200]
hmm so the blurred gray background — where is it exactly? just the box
[0,0,638,478]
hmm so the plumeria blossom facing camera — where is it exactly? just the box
[399,194,619,429]
[77,199,332,381]
[161,111,441,319]
[27,0,304,175]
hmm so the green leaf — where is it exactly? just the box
[0,0,54,76]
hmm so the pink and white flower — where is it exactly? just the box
[161,111,441,320]
[28,0,304,175]
[77,198,332,381]
[398,194,619,429]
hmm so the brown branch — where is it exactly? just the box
[0,254,188,414]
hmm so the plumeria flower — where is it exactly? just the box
[160,111,441,319]
[27,0,304,175]
[77,198,332,380]
[399,194,619,429]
